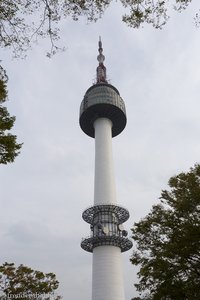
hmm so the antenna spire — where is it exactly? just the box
[96,37,107,83]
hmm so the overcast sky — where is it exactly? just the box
[1,1,200,299]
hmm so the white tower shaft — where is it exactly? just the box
[92,117,125,300]
[94,118,116,205]
[92,246,125,300]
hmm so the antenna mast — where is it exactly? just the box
[96,37,107,83]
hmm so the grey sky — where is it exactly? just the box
[1,1,200,299]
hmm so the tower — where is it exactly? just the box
[79,38,132,300]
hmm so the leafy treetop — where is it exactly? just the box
[0,66,22,164]
[0,0,199,58]
[131,164,200,300]
[0,262,61,300]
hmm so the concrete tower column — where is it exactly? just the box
[92,246,125,300]
[93,117,125,300]
[94,117,116,205]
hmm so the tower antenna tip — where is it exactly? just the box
[98,36,102,48]
[96,37,107,83]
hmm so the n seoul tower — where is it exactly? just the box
[80,38,132,300]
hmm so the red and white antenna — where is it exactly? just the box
[96,36,107,83]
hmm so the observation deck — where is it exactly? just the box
[81,204,133,253]
[79,83,126,138]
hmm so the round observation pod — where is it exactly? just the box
[79,83,126,138]
[82,204,130,225]
[81,235,133,253]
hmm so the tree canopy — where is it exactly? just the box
[0,262,61,300]
[0,66,22,164]
[0,0,199,57]
[131,164,200,300]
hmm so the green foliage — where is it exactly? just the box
[0,66,22,164]
[0,0,112,57]
[130,164,200,300]
[0,0,198,57]
[0,66,7,102]
[0,262,61,300]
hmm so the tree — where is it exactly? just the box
[0,262,61,300]
[130,164,200,300]
[0,66,22,164]
[0,1,199,58]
